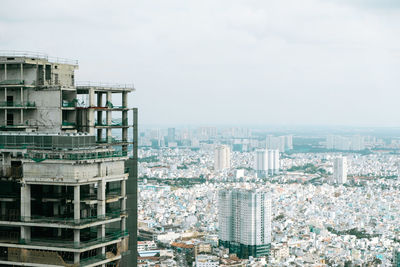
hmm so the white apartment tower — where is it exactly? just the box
[214,145,231,171]
[267,149,280,175]
[334,156,347,184]
[266,135,292,152]
[218,188,271,259]
[255,149,268,178]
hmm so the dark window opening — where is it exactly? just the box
[7,113,13,126]
[6,96,13,106]
[45,65,51,80]
[54,74,59,85]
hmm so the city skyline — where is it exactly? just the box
[1,0,400,126]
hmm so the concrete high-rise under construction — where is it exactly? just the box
[0,51,138,266]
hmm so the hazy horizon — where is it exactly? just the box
[1,0,400,126]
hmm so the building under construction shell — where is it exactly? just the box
[0,51,138,266]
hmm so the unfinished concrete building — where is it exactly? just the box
[0,51,137,266]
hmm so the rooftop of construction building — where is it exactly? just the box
[0,50,135,91]
[0,50,79,66]
[76,81,135,92]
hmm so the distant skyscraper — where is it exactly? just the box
[266,135,292,152]
[167,127,175,143]
[214,145,231,171]
[255,149,268,178]
[267,149,280,175]
[197,127,217,139]
[334,156,347,184]
[326,135,365,151]
[272,149,280,173]
[285,135,293,150]
[218,188,271,259]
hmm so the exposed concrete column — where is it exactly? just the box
[2,153,10,176]
[74,251,80,264]
[106,92,112,139]
[97,178,106,217]
[20,87,24,123]
[97,178,106,257]
[74,185,80,223]
[54,186,61,237]
[4,64,6,80]
[74,184,80,263]
[74,228,80,263]
[20,184,31,241]
[20,63,23,81]
[122,91,128,108]
[88,88,95,134]
[4,87,6,125]
[122,92,128,152]
[97,93,103,141]
[53,186,60,216]
[53,202,59,216]
[121,179,127,231]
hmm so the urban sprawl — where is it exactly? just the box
[138,128,400,266]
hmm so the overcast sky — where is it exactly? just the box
[1,0,400,127]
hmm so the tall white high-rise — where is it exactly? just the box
[266,135,293,152]
[255,149,268,178]
[267,149,280,175]
[334,156,347,184]
[272,149,280,173]
[214,145,231,171]
[285,135,293,150]
[218,188,271,258]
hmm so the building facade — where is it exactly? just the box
[218,188,271,259]
[0,51,137,266]
[267,149,279,175]
[333,156,347,184]
[214,145,231,171]
[255,149,268,178]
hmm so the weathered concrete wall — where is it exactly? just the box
[26,89,61,132]
[23,160,125,181]
[50,64,75,87]
[100,161,125,177]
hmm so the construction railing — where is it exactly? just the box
[62,121,76,126]
[80,254,107,266]
[19,210,127,226]
[96,138,127,144]
[0,50,78,65]
[19,230,129,249]
[62,100,78,107]
[0,101,36,107]
[76,81,134,89]
[25,150,128,162]
[95,119,128,127]
[0,79,25,85]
